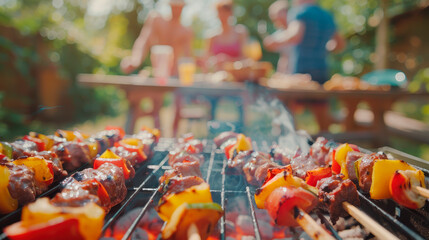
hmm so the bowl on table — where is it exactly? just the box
[223,60,272,83]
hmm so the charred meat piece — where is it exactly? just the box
[52,178,109,211]
[345,151,365,182]
[112,146,140,167]
[269,145,293,165]
[228,150,253,174]
[358,152,387,192]
[54,142,92,171]
[11,140,38,159]
[78,163,127,207]
[92,129,123,149]
[168,151,204,166]
[159,161,202,184]
[161,175,205,196]
[316,174,360,224]
[214,131,238,148]
[309,137,331,166]
[243,152,279,186]
[290,152,320,179]
[4,162,38,205]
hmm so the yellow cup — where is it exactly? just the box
[179,62,196,86]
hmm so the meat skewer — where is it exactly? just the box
[221,133,336,240]
[219,132,403,240]
[157,134,223,240]
[3,126,159,240]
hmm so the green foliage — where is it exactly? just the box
[0,92,28,139]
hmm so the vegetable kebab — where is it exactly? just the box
[3,126,159,240]
[157,134,223,240]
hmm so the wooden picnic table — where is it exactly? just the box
[78,74,248,135]
[270,87,429,145]
[78,74,429,144]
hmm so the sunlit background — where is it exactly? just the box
[1,0,429,157]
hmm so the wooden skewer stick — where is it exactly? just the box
[294,207,335,240]
[412,186,429,199]
[343,202,399,240]
[187,223,201,240]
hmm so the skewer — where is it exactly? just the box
[187,223,201,240]
[294,207,336,240]
[412,186,429,198]
[342,202,400,240]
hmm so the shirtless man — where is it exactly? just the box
[120,0,193,75]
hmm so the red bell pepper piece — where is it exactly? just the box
[115,138,147,163]
[94,149,131,180]
[265,186,318,227]
[224,143,237,160]
[305,166,332,187]
[4,217,84,240]
[331,149,340,174]
[390,170,426,209]
[263,165,293,185]
[22,135,45,152]
[186,144,197,154]
[105,126,125,138]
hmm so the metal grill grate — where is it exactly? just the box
[1,138,428,240]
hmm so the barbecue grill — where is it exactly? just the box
[1,136,428,240]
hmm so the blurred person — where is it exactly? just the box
[263,0,346,131]
[120,0,193,75]
[266,0,290,73]
[206,0,249,70]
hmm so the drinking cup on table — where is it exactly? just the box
[178,57,196,86]
[151,45,174,85]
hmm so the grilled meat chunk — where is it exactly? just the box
[159,161,202,184]
[161,175,205,196]
[78,163,127,207]
[358,152,387,192]
[168,151,204,166]
[54,142,92,171]
[345,151,365,182]
[11,140,38,159]
[316,175,360,224]
[52,178,110,211]
[243,152,280,186]
[4,162,38,205]
[309,137,331,166]
[214,131,238,148]
[228,150,253,174]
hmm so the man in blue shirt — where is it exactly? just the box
[264,0,345,131]
[265,0,344,83]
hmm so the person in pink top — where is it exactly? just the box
[206,0,248,70]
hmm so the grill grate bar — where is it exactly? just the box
[205,143,216,183]
[357,191,424,240]
[121,186,160,240]
[246,186,262,240]
[101,149,170,234]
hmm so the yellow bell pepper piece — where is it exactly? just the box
[236,134,252,152]
[370,160,416,199]
[334,143,354,179]
[157,182,213,222]
[162,202,223,239]
[22,198,105,240]
[0,165,18,214]
[13,157,54,184]
[255,170,317,209]
[29,132,54,151]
